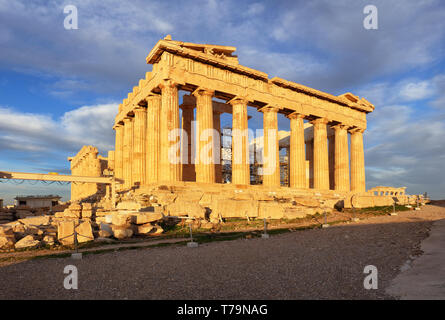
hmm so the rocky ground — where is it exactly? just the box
[0,203,444,299]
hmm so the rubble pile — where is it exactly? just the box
[0,198,167,251]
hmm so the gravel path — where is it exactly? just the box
[1,204,444,300]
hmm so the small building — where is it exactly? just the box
[14,195,61,209]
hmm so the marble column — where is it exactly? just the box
[288,112,306,188]
[311,117,330,190]
[350,128,366,192]
[114,124,124,182]
[333,124,350,191]
[159,80,180,182]
[180,96,195,182]
[133,107,147,186]
[261,106,280,187]
[146,94,161,184]
[213,111,222,183]
[328,134,335,190]
[194,89,215,183]
[306,140,314,188]
[122,117,134,189]
[229,97,249,185]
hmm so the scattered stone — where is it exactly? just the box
[112,226,133,239]
[130,212,163,225]
[112,213,132,227]
[98,230,112,238]
[0,235,15,249]
[75,221,94,243]
[15,235,40,249]
[0,225,13,236]
[136,223,154,235]
[150,224,164,235]
[116,200,141,211]
[43,235,55,245]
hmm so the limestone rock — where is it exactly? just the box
[111,213,131,227]
[75,221,94,243]
[166,201,206,218]
[57,221,75,245]
[0,225,13,236]
[136,223,154,235]
[15,235,40,249]
[293,197,320,208]
[19,215,51,227]
[0,235,15,249]
[98,230,112,238]
[42,235,55,245]
[116,200,141,211]
[151,224,164,235]
[112,226,133,239]
[57,220,94,245]
[130,212,163,225]
[215,199,258,218]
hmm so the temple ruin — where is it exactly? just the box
[68,36,420,219]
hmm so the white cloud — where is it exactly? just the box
[365,103,445,199]
[399,81,434,101]
[0,103,117,155]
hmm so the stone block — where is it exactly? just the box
[111,213,132,227]
[130,212,163,225]
[15,235,40,249]
[135,223,154,235]
[116,201,141,211]
[76,221,94,243]
[18,215,51,227]
[58,220,94,245]
[0,225,13,236]
[112,226,133,239]
[215,199,258,218]
[0,235,15,249]
[165,201,206,218]
[43,235,55,245]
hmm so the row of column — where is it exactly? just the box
[114,80,366,192]
[286,114,366,192]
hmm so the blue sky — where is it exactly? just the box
[1,0,445,203]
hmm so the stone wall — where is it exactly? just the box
[69,146,112,202]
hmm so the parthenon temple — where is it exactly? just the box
[70,36,412,217]
[112,36,373,191]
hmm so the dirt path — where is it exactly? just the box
[1,204,444,299]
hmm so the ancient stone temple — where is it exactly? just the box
[112,36,374,194]
[69,36,394,219]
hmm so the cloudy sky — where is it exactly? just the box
[0,0,444,203]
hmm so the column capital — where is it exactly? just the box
[123,117,133,123]
[258,105,280,113]
[310,117,329,126]
[331,123,350,131]
[192,87,214,97]
[348,127,365,134]
[113,122,124,130]
[287,112,306,120]
[144,93,162,103]
[134,106,147,114]
[227,96,249,106]
[159,79,182,89]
